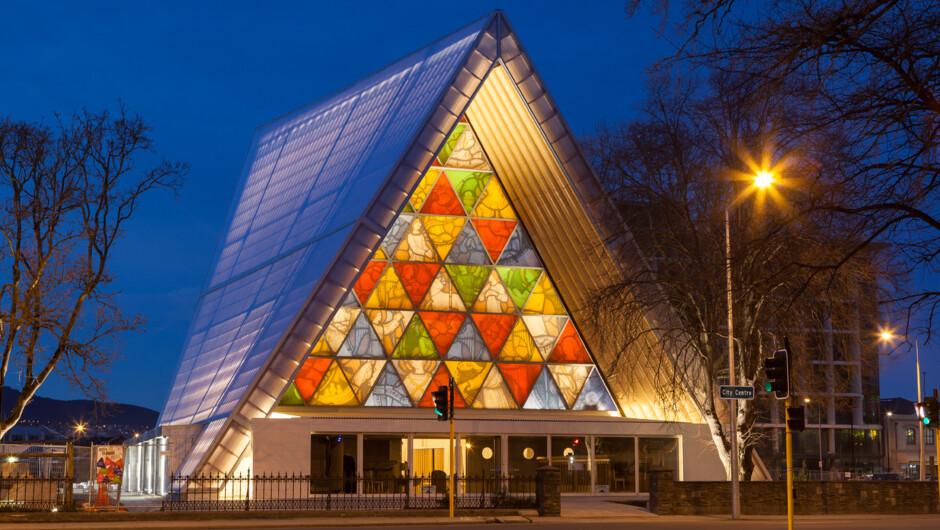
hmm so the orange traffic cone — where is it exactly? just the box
[96,486,109,506]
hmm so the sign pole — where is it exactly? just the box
[449,376,455,519]
[935,389,940,509]
[786,396,794,530]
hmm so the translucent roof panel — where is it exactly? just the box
[159,15,491,427]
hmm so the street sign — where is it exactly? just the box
[720,385,755,400]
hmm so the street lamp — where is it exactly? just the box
[806,397,823,479]
[880,331,923,480]
[726,168,776,519]
[884,411,893,473]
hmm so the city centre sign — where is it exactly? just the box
[719,385,755,400]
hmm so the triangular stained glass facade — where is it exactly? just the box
[281,118,616,411]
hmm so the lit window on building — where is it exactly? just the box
[906,428,916,445]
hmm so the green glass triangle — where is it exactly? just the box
[496,267,541,309]
[392,315,439,359]
[438,124,467,164]
[403,203,415,213]
[446,170,491,214]
[445,264,491,308]
[279,382,305,406]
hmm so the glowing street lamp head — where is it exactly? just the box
[804,397,811,404]
[754,170,775,189]
[879,331,894,341]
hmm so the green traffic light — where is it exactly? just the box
[765,382,772,392]
[925,417,931,425]
[435,409,443,416]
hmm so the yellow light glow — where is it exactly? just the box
[803,397,810,403]
[754,171,774,188]
[76,424,85,432]
[465,442,472,449]
[880,331,893,341]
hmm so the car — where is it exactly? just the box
[873,473,901,480]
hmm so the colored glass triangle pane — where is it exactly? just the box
[433,157,443,167]
[471,314,516,357]
[496,267,540,309]
[337,312,385,358]
[338,358,386,403]
[445,221,491,265]
[497,226,540,267]
[365,265,414,310]
[548,365,592,409]
[445,264,490,308]
[392,314,438,359]
[419,267,467,312]
[342,291,360,307]
[394,216,439,262]
[472,269,515,313]
[373,246,388,260]
[354,261,387,305]
[445,129,492,171]
[548,321,592,363]
[393,262,440,306]
[523,368,567,410]
[410,169,440,212]
[472,366,516,409]
[522,315,568,359]
[573,368,617,411]
[402,203,415,213]
[472,219,517,262]
[421,215,466,259]
[499,319,542,362]
[309,336,333,357]
[523,272,565,315]
[392,359,440,403]
[420,171,465,216]
[418,364,467,408]
[438,124,467,164]
[324,307,361,352]
[445,361,491,405]
[446,318,491,361]
[472,178,516,220]
[446,170,491,213]
[419,311,465,355]
[279,382,305,406]
[382,214,413,257]
[365,309,412,355]
[498,363,542,406]
[310,361,358,406]
[364,362,412,407]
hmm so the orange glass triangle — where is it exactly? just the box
[354,261,387,305]
[498,363,542,406]
[471,219,517,262]
[548,321,592,363]
[294,357,332,402]
[471,314,516,357]
[420,171,465,216]
[393,262,440,306]
[417,364,466,408]
[419,311,465,355]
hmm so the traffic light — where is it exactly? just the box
[915,402,927,424]
[764,349,789,399]
[786,405,806,432]
[432,385,449,421]
[925,394,940,426]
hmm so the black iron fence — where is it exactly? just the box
[163,473,537,512]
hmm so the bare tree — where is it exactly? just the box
[0,106,187,438]
[583,71,894,479]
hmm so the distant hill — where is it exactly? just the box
[1,386,158,429]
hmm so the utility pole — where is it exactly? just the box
[449,377,455,519]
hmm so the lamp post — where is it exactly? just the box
[880,332,923,480]
[726,169,775,519]
[883,411,893,472]
[806,397,823,479]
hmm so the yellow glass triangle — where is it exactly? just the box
[445,128,492,171]
[394,216,439,262]
[392,359,440,402]
[374,246,388,260]
[445,361,491,404]
[421,215,466,260]
[338,358,386,402]
[523,272,565,315]
[410,169,440,212]
[499,319,542,362]
[472,366,516,409]
[310,361,358,406]
[324,307,361,352]
[471,178,516,220]
[365,310,413,355]
[548,364,592,408]
[419,267,467,312]
[309,336,333,357]
[365,265,414,310]
[472,269,516,314]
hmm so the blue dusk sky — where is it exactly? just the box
[0,1,934,412]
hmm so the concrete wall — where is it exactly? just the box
[251,418,313,476]
[650,470,940,515]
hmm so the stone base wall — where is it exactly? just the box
[650,470,940,515]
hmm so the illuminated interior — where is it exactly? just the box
[280,118,617,411]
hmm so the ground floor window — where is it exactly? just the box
[310,433,356,493]
[638,437,679,492]
[552,436,591,493]
[508,436,547,478]
[594,437,636,493]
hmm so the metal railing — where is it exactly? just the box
[0,475,72,510]
[163,473,537,512]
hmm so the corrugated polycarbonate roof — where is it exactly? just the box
[159,14,492,426]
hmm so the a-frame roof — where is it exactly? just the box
[159,10,702,478]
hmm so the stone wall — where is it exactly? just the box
[650,470,940,515]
